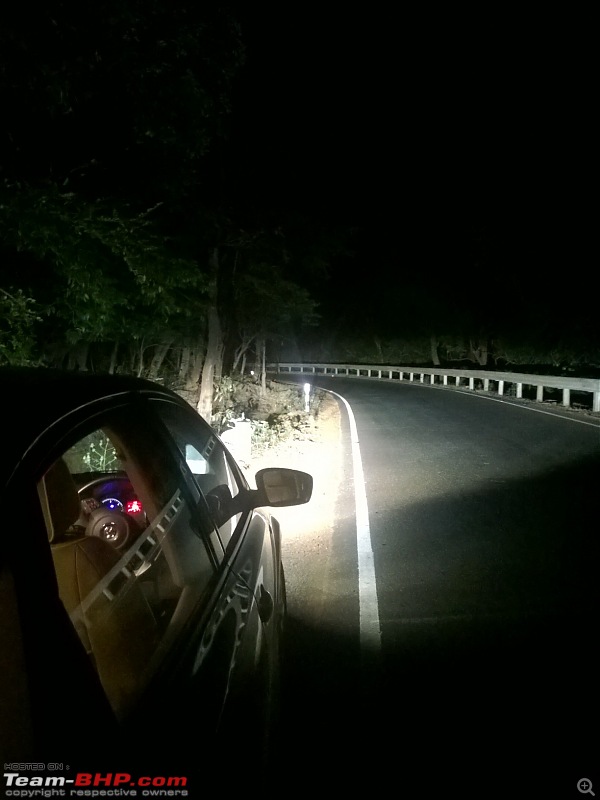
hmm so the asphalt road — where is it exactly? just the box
[274,376,599,797]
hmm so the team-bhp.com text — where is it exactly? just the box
[4,773,188,797]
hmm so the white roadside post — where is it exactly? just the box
[304,382,311,412]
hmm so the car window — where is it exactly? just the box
[151,400,245,550]
[62,430,123,474]
[36,406,216,721]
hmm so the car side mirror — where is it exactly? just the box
[254,468,313,508]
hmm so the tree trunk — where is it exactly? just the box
[232,334,255,374]
[374,336,383,362]
[108,341,119,374]
[214,348,223,381]
[232,347,241,374]
[470,338,489,366]
[260,338,267,395]
[67,342,89,371]
[148,339,174,380]
[197,305,223,422]
[128,338,145,377]
[188,336,204,389]
[136,340,145,378]
[196,247,228,421]
[179,341,191,384]
[254,339,262,377]
[430,334,441,366]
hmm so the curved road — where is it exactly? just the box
[276,376,599,796]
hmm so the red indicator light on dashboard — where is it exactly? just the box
[126,499,143,514]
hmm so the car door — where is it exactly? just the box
[2,389,281,771]
[16,395,245,766]
[148,398,284,760]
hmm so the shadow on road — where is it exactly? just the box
[277,611,594,795]
[274,453,598,795]
[275,614,361,767]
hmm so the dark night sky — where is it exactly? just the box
[224,6,591,295]
[0,3,593,351]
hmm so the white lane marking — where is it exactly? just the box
[450,388,600,427]
[360,375,600,428]
[324,388,381,653]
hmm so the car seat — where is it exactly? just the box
[43,458,159,718]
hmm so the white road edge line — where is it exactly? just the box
[358,375,600,428]
[451,388,600,427]
[324,388,381,653]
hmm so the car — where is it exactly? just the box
[0,367,312,781]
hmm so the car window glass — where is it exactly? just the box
[151,400,244,549]
[37,409,216,721]
[62,431,123,474]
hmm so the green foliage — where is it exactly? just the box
[0,287,41,365]
[0,2,249,382]
[234,261,319,342]
[0,4,338,387]
[63,431,119,473]
[249,419,282,457]
[0,184,209,346]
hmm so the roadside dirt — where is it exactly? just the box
[177,378,344,526]
[244,389,343,538]
[245,389,346,624]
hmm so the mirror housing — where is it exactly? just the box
[254,468,313,508]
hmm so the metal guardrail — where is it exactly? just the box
[270,362,600,413]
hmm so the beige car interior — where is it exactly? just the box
[40,456,158,718]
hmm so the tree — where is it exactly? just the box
[234,260,319,389]
[0,1,245,385]
[196,248,223,421]
[0,184,210,368]
[0,287,41,365]
[193,223,320,419]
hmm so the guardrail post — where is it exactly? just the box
[272,363,599,416]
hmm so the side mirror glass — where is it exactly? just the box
[255,468,313,507]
